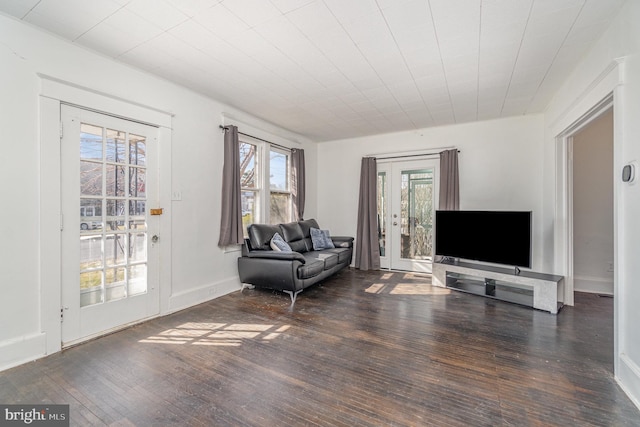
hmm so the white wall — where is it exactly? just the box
[572,110,614,294]
[316,114,546,270]
[543,0,640,408]
[0,15,315,370]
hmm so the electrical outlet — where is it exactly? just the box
[172,191,182,201]
[607,262,614,272]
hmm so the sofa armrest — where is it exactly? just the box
[331,236,354,248]
[243,250,306,263]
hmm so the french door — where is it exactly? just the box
[61,105,160,346]
[378,159,439,273]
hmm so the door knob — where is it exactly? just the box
[393,222,398,226]
[151,235,159,243]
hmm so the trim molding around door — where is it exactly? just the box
[39,78,172,357]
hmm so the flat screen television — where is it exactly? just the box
[435,210,532,268]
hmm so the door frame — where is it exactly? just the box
[555,93,613,307]
[39,76,173,356]
[378,156,440,273]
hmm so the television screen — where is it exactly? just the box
[435,210,532,268]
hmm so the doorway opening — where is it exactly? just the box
[377,158,439,273]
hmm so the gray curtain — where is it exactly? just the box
[355,157,380,270]
[291,148,305,220]
[217,125,244,247]
[439,149,460,210]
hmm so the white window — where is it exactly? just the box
[269,147,291,225]
[240,139,292,234]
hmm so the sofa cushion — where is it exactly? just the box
[279,222,307,252]
[298,219,320,237]
[324,247,352,264]
[270,233,292,252]
[248,224,281,250]
[303,252,339,270]
[280,222,304,241]
[297,259,324,279]
[311,227,335,250]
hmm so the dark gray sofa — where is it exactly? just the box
[237,219,354,303]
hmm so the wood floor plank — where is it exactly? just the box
[1,268,638,426]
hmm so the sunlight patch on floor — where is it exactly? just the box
[139,323,291,346]
[389,283,451,295]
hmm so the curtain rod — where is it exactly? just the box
[371,149,460,160]
[219,125,293,152]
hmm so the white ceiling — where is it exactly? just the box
[0,0,625,141]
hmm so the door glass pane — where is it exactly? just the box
[80,124,103,161]
[80,235,103,269]
[129,135,146,166]
[377,172,387,257]
[106,164,126,197]
[129,232,146,262]
[80,271,104,306]
[129,167,146,198]
[105,234,125,266]
[128,265,147,296]
[106,129,126,163]
[105,267,126,302]
[78,122,148,307]
[400,169,434,260]
[80,199,103,231]
[80,161,102,196]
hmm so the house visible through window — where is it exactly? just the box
[239,138,292,235]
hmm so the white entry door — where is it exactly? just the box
[378,159,439,273]
[61,105,160,346]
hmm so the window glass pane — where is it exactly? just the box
[241,191,257,235]
[80,161,102,196]
[240,142,257,188]
[106,129,126,163]
[270,150,288,191]
[80,123,103,161]
[130,135,146,166]
[106,164,126,197]
[129,167,146,198]
[270,192,290,225]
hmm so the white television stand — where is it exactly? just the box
[432,260,564,314]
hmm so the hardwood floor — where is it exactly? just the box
[1,268,638,426]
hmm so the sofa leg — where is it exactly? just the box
[283,289,302,304]
[240,283,255,292]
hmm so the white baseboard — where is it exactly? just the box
[574,275,614,295]
[0,332,47,372]
[618,354,640,411]
[167,276,241,314]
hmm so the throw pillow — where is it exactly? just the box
[310,227,335,250]
[270,232,292,252]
